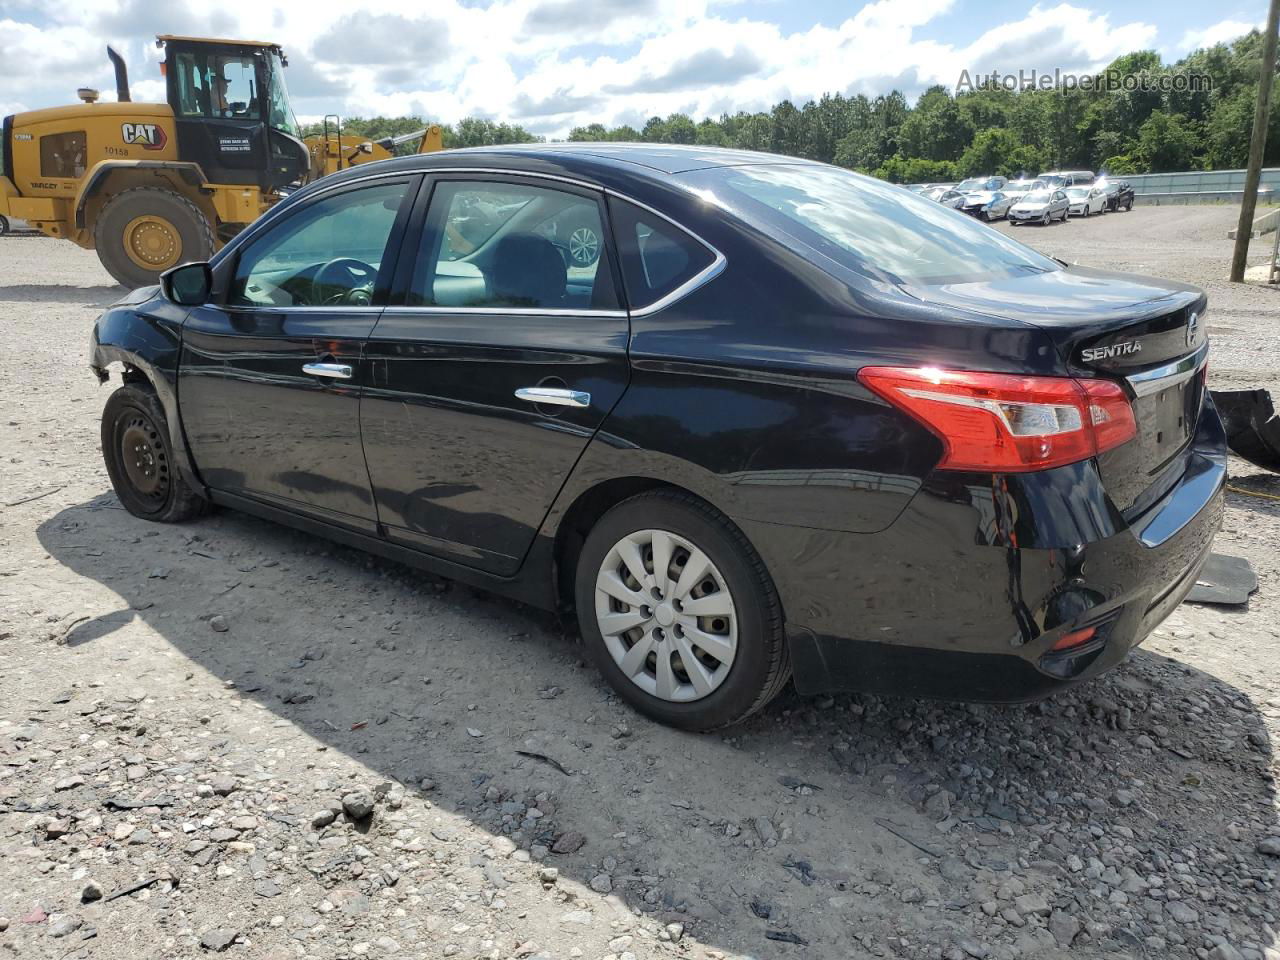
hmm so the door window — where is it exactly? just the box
[231,181,410,307]
[410,180,617,310]
[607,197,716,309]
[173,51,259,120]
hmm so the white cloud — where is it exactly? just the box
[1177,18,1260,54]
[2,0,1163,138]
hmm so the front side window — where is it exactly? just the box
[231,181,409,307]
[681,163,1060,285]
[411,180,616,310]
[173,51,259,120]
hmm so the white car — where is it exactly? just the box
[1065,186,1107,217]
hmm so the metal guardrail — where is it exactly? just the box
[1125,168,1280,205]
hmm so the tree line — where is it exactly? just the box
[307,30,1276,183]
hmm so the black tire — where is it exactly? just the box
[0,215,9,236]
[94,187,215,288]
[101,383,207,523]
[574,490,790,731]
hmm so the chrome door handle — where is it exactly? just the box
[515,386,591,408]
[303,362,353,380]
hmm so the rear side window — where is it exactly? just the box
[607,197,716,310]
[409,180,618,311]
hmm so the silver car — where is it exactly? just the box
[960,190,1015,221]
[1007,189,1070,225]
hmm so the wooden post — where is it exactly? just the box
[1231,0,1280,282]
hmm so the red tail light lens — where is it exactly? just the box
[858,366,1137,472]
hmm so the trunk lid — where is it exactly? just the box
[902,265,1208,513]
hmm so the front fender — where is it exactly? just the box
[90,293,206,496]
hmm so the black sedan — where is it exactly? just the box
[91,145,1224,731]
[1101,179,1136,212]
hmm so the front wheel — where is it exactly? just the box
[1040,213,1050,226]
[101,383,208,522]
[0,215,9,236]
[94,187,216,288]
[574,491,790,731]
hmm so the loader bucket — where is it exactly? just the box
[1211,389,1280,473]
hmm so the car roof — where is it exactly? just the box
[325,142,820,192]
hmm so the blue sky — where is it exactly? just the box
[0,0,1265,136]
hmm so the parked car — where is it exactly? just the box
[1003,178,1047,199]
[960,190,1015,221]
[1038,170,1095,188]
[1008,188,1071,224]
[1098,179,1136,212]
[90,145,1223,731]
[955,175,1008,193]
[934,189,967,209]
[0,214,29,234]
[1065,185,1108,217]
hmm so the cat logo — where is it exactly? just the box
[121,122,168,151]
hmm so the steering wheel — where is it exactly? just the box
[311,258,377,306]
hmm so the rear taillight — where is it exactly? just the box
[858,366,1137,472]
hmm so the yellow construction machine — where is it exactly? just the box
[0,36,443,287]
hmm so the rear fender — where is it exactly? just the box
[90,293,206,496]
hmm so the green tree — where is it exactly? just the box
[1132,111,1200,171]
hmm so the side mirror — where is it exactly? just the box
[161,262,212,306]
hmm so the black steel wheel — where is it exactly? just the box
[101,383,207,522]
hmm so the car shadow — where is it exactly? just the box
[35,494,1280,958]
[0,283,121,305]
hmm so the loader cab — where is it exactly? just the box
[159,36,309,192]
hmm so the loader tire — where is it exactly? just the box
[95,187,216,289]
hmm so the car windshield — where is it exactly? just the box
[956,178,986,190]
[266,51,300,136]
[681,164,1060,285]
[1023,191,1052,203]
[1066,187,1090,197]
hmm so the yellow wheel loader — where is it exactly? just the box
[0,36,442,287]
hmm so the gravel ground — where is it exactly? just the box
[1,206,1279,960]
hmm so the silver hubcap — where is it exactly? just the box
[568,227,599,266]
[594,529,737,703]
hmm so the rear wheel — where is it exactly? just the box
[94,187,215,288]
[574,491,790,731]
[101,383,207,522]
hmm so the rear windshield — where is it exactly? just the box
[680,163,1059,285]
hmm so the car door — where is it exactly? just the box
[359,174,630,576]
[179,175,419,533]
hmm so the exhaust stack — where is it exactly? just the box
[106,46,131,102]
